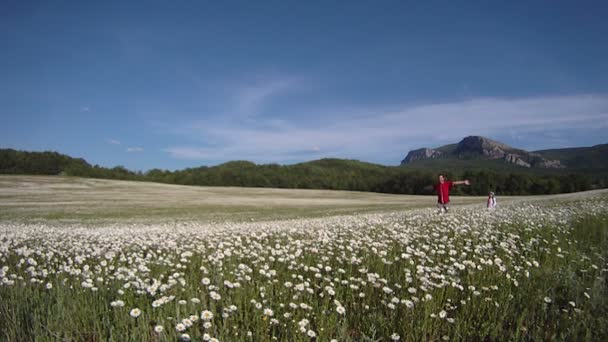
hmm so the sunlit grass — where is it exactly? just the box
[1,194,607,341]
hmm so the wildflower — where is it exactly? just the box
[544,297,552,304]
[391,333,401,341]
[154,325,164,333]
[336,306,346,315]
[201,310,214,321]
[110,300,125,308]
[129,308,141,318]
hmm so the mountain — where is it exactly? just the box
[534,143,608,169]
[1,146,606,195]
[401,136,564,168]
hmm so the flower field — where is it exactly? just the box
[1,187,607,341]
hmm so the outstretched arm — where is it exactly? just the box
[453,180,470,185]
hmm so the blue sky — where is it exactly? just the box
[1,1,607,171]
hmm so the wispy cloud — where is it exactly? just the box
[126,147,144,153]
[233,77,297,117]
[80,106,90,112]
[163,147,215,160]
[107,139,121,145]
[161,93,608,165]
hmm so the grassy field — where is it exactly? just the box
[0,175,491,223]
[1,175,600,224]
[0,176,607,341]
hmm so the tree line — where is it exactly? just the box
[1,149,605,196]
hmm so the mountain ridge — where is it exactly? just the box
[401,136,568,168]
[2,143,607,196]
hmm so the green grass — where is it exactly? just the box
[0,203,419,224]
[1,176,607,341]
[1,201,607,341]
[0,175,483,224]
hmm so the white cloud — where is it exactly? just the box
[108,139,121,145]
[231,75,299,118]
[126,147,144,153]
[163,147,210,160]
[81,106,90,112]
[162,93,608,164]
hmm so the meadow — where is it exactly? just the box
[1,176,607,341]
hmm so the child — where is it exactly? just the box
[434,174,470,213]
[487,191,497,209]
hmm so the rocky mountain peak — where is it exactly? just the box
[401,136,564,168]
[401,148,444,164]
[454,136,516,157]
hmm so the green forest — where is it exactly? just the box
[1,148,606,196]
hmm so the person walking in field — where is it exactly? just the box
[434,174,470,213]
[487,191,497,209]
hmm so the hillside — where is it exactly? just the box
[0,175,439,223]
[535,144,608,169]
[1,144,606,196]
[0,148,91,175]
[401,136,607,169]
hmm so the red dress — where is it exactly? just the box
[434,181,453,204]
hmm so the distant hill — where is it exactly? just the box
[152,158,396,191]
[0,149,91,175]
[0,148,141,180]
[534,144,608,169]
[400,136,605,169]
[2,142,607,196]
